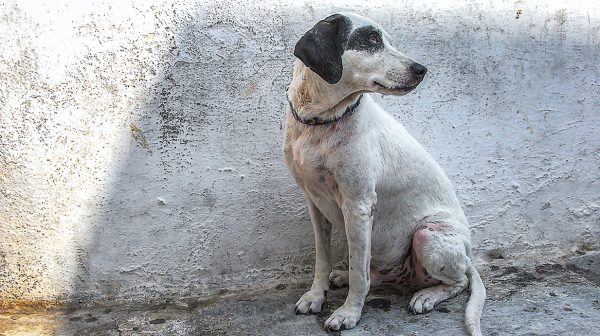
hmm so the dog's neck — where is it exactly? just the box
[287,60,362,122]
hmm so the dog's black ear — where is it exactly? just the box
[294,14,351,84]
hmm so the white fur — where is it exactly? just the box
[284,13,485,335]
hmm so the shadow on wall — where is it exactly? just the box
[70,1,324,305]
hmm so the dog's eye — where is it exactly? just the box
[369,34,380,44]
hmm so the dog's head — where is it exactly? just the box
[294,13,426,95]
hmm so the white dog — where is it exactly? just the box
[283,13,486,335]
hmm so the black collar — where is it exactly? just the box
[286,93,363,126]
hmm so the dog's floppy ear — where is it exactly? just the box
[294,14,351,84]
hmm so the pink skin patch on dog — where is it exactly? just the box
[371,252,439,289]
[412,221,451,256]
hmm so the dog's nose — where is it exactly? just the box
[410,63,427,77]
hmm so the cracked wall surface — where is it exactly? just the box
[0,0,599,304]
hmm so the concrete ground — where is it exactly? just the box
[1,251,599,336]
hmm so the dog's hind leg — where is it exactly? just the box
[408,222,485,336]
[295,199,332,314]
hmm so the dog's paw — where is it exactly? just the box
[329,270,349,288]
[409,287,439,314]
[294,290,326,314]
[323,305,361,331]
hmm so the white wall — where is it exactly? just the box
[1,0,599,304]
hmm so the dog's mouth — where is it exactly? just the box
[374,81,419,94]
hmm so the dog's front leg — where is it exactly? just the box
[324,198,374,331]
[295,199,332,314]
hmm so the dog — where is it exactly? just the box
[282,13,486,335]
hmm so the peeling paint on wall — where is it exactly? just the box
[1,0,599,304]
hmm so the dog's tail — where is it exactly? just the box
[465,261,486,336]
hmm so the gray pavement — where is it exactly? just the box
[1,251,599,336]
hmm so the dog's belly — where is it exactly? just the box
[368,195,419,265]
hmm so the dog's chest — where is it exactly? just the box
[284,135,341,201]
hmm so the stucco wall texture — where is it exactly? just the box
[0,0,599,304]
